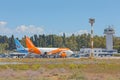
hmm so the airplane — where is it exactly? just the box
[9,39,28,58]
[14,38,28,53]
[25,36,74,58]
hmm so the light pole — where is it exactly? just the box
[89,18,95,58]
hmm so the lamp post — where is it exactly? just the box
[89,18,95,58]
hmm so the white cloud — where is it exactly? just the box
[0,21,7,26]
[74,30,89,35]
[0,21,12,35]
[15,25,44,34]
[59,30,89,36]
[0,21,89,38]
[0,22,44,38]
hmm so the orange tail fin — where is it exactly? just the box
[26,36,35,49]
[26,36,41,54]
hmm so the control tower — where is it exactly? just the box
[104,26,115,50]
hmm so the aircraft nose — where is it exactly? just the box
[66,50,74,56]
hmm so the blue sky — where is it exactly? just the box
[0,0,120,38]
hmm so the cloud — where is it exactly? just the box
[15,25,44,34]
[0,21,89,38]
[0,21,7,26]
[59,30,89,36]
[74,30,89,35]
[0,21,12,35]
[0,22,44,38]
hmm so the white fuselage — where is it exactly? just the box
[25,47,73,57]
[38,48,74,57]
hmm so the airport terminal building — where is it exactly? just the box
[79,27,118,57]
[79,48,117,57]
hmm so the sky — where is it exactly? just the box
[0,0,120,38]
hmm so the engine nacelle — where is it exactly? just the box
[60,52,67,58]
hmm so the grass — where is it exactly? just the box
[114,54,120,57]
[0,58,120,80]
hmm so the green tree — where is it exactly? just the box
[65,34,78,51]
[7,35,15,50]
